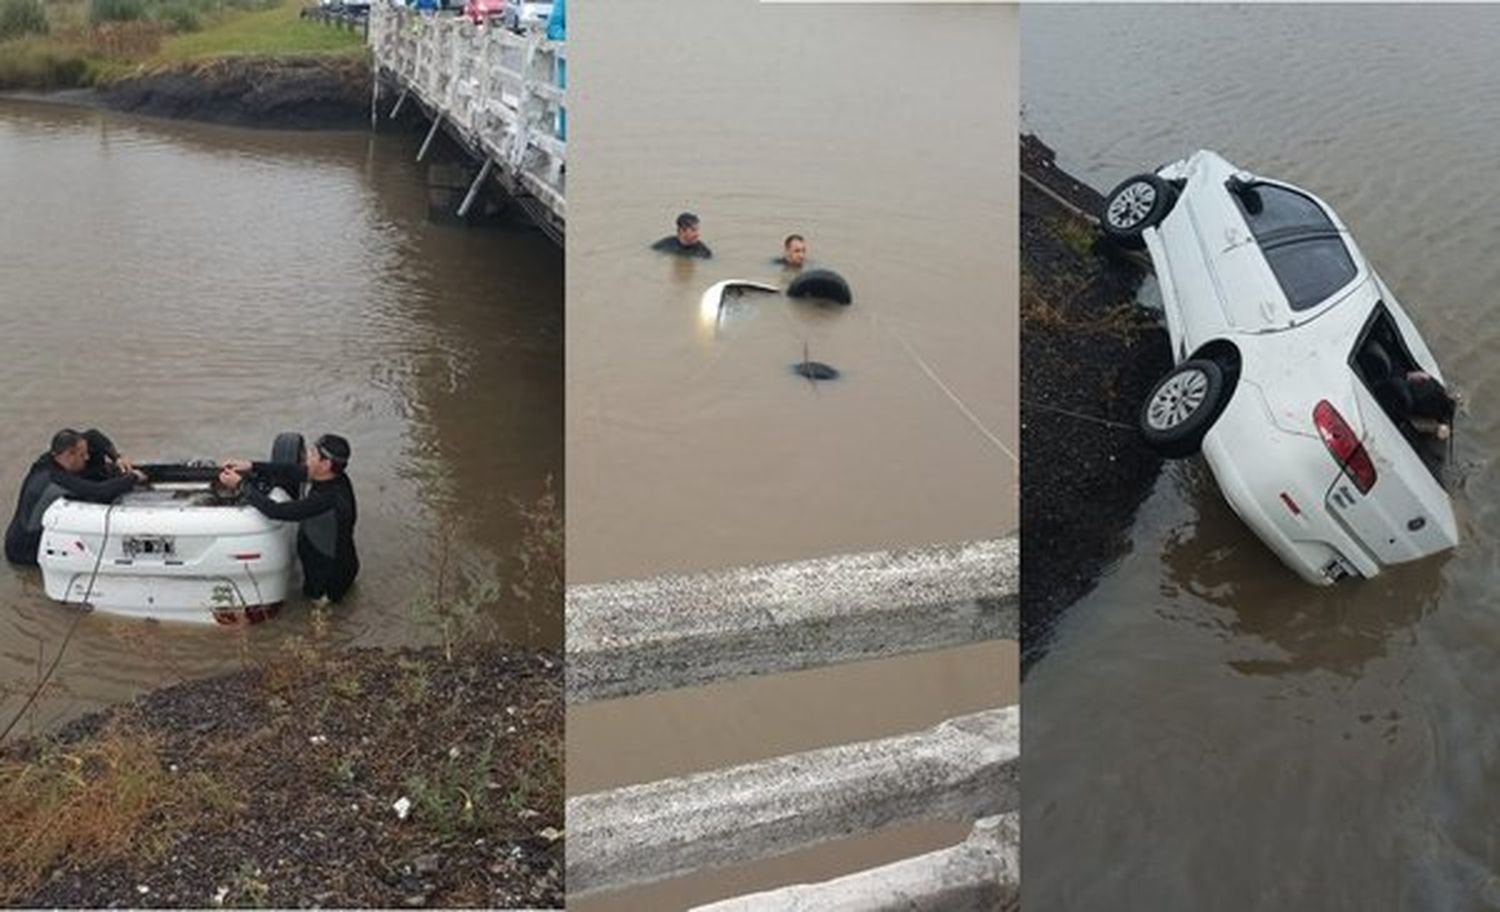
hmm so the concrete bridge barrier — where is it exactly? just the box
[567,537,1018,703]
[692,814,1019,912]
[567,707,1019,897]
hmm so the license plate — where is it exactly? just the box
[123,536,175,558]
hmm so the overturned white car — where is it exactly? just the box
[38,434,306,623]
[1101,150,1457,584]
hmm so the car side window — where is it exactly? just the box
[1233,182,1356,311]
[1265,237,1359,312]
[1237,184,1336,237]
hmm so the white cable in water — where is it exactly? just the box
[73,499,117,608]
[872,312,1019,466]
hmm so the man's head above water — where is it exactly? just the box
[676,212,702,247]
[783,234,807,268]
[49,429,87,473]
[307,433,351,481]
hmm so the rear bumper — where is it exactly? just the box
[40,569,292,623]
[1202,387,1382,585]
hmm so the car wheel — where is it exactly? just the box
[1100,173,1176,248]
[1139,359,1227,458]
[270,432,306,499]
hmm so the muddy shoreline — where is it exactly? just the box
[1,641,564,908]
[1019,134,1173,671]
[2,55,371,129]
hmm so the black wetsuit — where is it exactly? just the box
[4,454,138,565]
[82,428,121,481]
[242,462,360,603]
[651,236,713,259]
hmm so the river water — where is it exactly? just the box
[566,1,1016,907]
[1024,6,1500,908]
[0,100,562,736]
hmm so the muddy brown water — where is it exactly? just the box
[1024,6,1500,908]
[565,1,1016,907]
[0,100,561,736]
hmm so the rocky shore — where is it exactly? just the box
[1019,134,1173,670]
[0,641,564,908]
[100,54,372,128]
[2,54,372,128]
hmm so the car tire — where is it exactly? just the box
[270,432,306,499]
[1100,173,1176,248]
[1139,359,1227,458]
[786,268,853,305]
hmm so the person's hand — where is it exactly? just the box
[219,468,243,490]
[223,459,252,472]
[117,456,135,474]
[129,469,148,484]
[1437,423,1452,441]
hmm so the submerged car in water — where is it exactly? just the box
[37,434,307,624]
[1100,150,1457,584]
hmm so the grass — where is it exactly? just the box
[153,0,364,62]
[0,722,224,903]
[0,0,363,89]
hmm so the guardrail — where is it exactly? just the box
[300,5,367,33]
[566,538,1020,907]
[367,3,565,238]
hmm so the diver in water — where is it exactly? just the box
[80,428,135,481]
[651,211,713,259]
[773,234,808,270]
[4,429,145,566]
[219,434,360,604]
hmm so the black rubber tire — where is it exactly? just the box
[270,432,306,499]
[786,268,853,305]
[1100,174,1177,249]
[1139,359,1228,458]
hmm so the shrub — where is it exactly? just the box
[0,41,89,89]
[89,0,145,24]
[156,2,200,31]
[0,0,48,40]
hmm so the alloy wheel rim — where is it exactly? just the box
[1106,181,1158,230]
[1146,368,1210,431]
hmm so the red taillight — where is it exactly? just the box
[1314,400,1376,494]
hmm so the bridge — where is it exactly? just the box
[567,538,1021,909]
[366,4,565,243]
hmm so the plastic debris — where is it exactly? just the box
[393,796,412,820]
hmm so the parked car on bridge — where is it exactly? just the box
[1100,149,1458,585]
[462,0,502,23]
[504,0,551,30]
[462,0,547,28]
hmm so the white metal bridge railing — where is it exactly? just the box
[367,4,565,235]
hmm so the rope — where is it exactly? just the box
[0,500,115,744]
[1021,397,1138,432]
[870,314,1018,465]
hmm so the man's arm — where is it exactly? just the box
[52,470,137,504]
[242,483,335,522]
[248,461,308,488]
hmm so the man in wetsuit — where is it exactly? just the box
[218,434,359,604]
[651,212,713,258]
[774,234,808,270]
[80,428,135,481]
[5,429,145,566]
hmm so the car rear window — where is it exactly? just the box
[1264,237,1359,312]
